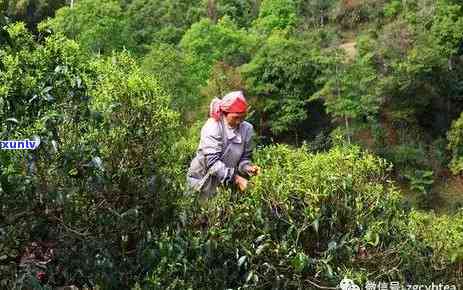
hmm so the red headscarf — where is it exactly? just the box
[209,91,248,121]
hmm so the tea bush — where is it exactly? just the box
[402,210,463,284]
[34,53,188,288]
[0,25,193,289]
[141,143,463,288]
[140,144,413,288]
[0,22,94,288]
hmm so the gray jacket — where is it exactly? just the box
[187,117,255,199]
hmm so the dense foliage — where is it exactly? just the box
[0,0,66,30]
[180,17,257,85]
[242,31,326,135]
[42,0,131,54]
[448,112,463,175]
[141,144,462,288]
[1,0,463,288]
[0,24,192,288]
[125,0,204,50]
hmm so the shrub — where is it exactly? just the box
[0,23,94,288]
[404,169,435,208]
[386,144,427,170]
[0,25,189,288]
[403,210,463,283]
[448,112,463,175]
[41,53,183,288]
[140,143,463,288]
[141,144,411,288]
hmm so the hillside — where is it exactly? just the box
[0,0,462,289]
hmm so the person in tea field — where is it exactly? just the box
[187,91,260,201]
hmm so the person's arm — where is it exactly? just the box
[238,123,255,176]
[200,121,235,185]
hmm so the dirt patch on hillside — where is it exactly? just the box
[339,41,357,61]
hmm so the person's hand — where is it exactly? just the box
[246,164,261,176]
[234,175,248,191]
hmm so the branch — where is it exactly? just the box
[51,215,90,237]
[305,278,337,290]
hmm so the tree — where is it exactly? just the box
[212,0,260,27]
[378,0,463,133]
[42,0,132,54]
[180,17,257,85]
[0,0,66,30]
[430,0,463,57]
[241,31,324,136]
[200,61,246,102]
[0,22,91,127]
[125,0,204,51]
[296,0,337,28]
[331,0,387,28]
[253,0,298,33]
[313,48,380,142]
[141,43,200,121]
